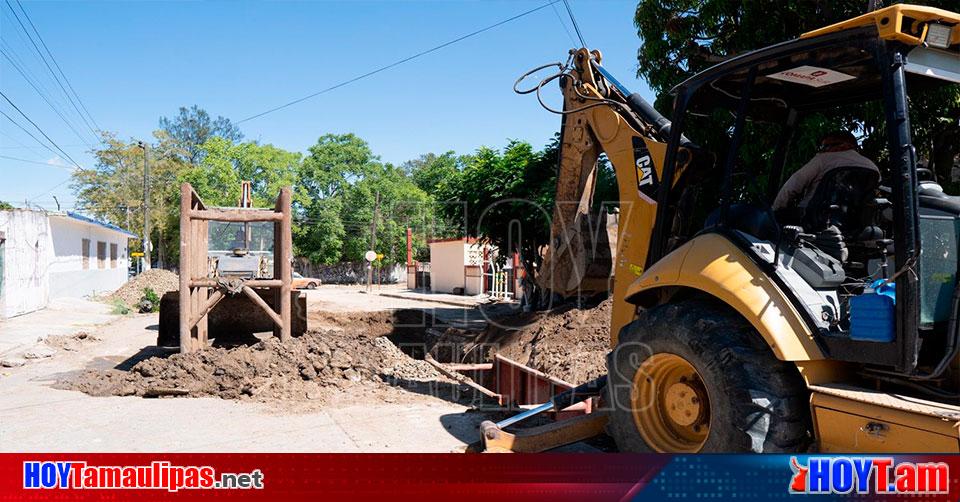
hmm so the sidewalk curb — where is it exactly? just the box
[375,291,484,308]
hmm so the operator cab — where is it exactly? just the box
[655,6,959,377]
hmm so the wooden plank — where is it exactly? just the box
[187,284,224,330]
[197,219,209,348]
[445,363,494,372]
[178,183,192,353]
[189,279,283,288]
[479,412,608,453]
[424,354,504,404]
[278,187,292,342]
[185,184,206,211]
[190,211,201,352]
[189,209,282,222]
[241,285,283,328]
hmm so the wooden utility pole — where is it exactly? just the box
[138,141,151,270]
[367,191,380,291]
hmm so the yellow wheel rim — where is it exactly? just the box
[630,353,709,452]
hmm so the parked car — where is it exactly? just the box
[292,272,321,290]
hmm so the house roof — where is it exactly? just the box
[50,211,138,239]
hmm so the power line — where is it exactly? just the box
[0,142,88,149]
[3,0,98,142]
[30,173,73,201]
[0,36,59,103]
[549,2,578,47]
[0,90,83,169]
[0,46,94,146]
[0,108,66,160]
[561,0,587,49]
[0,127,44,156]
[237,0,559,123]
[0,153,74,168]
[15,0,101,133]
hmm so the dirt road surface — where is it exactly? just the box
[0,287,499,452]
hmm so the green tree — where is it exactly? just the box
[73,131,188,267]
[295,196,345,265]
[634,0,959,186]
[159,105,243,164]
[294,133,376,264]
[438,139,556,281]
[0,201,13,210]
[403,151,463,193]
[180,138,305,254]
[341,162,433,264]
[293,134,440,265]
[182,137,303,206]
[300,133,379,200]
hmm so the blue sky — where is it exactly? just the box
[0,0,652,211]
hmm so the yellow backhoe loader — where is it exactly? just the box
[480,4,960,453]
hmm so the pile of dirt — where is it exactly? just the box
[481,300,612,384]
[45,331,100,352]
[106,269,179,307]
[60,316,441,403]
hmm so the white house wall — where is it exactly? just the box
[47,216,130,300]
[0,210,53,318]
[428,241,466,294]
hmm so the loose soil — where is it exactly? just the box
[45,331,101,352]
[495,299,610,384]
[60,311,442,405]
[440,300,612,385]
[60,298,612,406]
[106,269,179,307]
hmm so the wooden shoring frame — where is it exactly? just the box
[178,182,292,353]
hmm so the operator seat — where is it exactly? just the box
[800,166,881,262]
[802,166,880,232]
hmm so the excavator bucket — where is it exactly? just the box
[536,152,618,297]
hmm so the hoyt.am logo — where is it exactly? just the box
[789,457,949,495]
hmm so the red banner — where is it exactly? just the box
[1,453,670,501]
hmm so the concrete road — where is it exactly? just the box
[0,298,117,358]
[0,311,491,452]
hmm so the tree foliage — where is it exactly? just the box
[75,105,591,277]
[294,134,436,265]
[183,137,303,207]
[634,0,959,187]
[434,138,558,279]
[159,105,244,164]
[72,131,188,266]
[300,133,379,199]
[403,152,464,194]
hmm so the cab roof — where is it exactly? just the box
[671,4,959,122]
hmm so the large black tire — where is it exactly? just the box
[606,300,811,453]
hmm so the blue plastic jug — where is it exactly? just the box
[849,280,895,342]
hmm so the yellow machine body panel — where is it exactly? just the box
[801,4,960,46]
[618,233,823,361]
[810,387,960,453]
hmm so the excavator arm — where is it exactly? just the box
[531,48,687,336]
[473,50,700,454]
